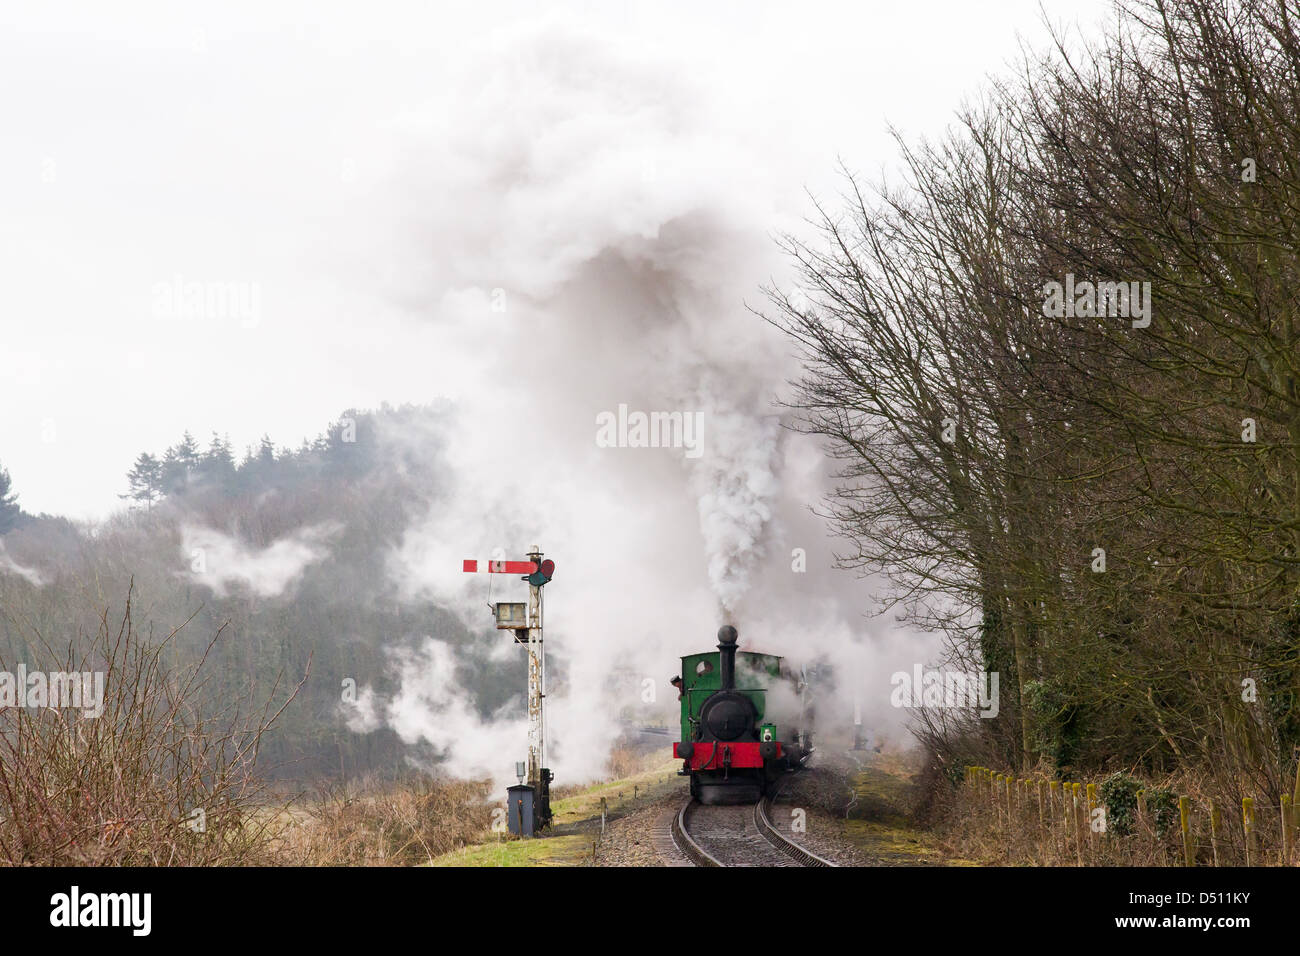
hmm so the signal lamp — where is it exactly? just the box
[527,559,555,587]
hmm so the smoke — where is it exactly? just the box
[344,638,527,781]
[691,401,782,615]
[349,14,941,789]
[179,523,338,598]
[0,541,45,587]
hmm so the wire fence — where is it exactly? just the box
[963,766,1298,866]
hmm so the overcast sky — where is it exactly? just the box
[0,0,1111,520]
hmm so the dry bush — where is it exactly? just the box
[287,774,493,865]
[932,767,1298,867]
[605,744,642,780]
[547,738,662,804]
[0,588,303,865]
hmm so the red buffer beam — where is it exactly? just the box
[462,559,538,574]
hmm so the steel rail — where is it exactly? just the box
[753,777,838,867]
[673,776,838,867]
[671,798,724,866]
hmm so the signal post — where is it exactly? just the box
[462,546,555,834]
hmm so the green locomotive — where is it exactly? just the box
[672,625,812,804]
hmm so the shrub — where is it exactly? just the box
[1144,786,1177,838]
[0,589,301,865]
[1099,772,1142,836]
[292,775,493,865]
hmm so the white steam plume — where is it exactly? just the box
[344,638,527,781]
[180,523,338,598]
[349,14,942,788]
[690,392,782,615]
[0,541,46,587]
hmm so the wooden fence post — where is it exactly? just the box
[1050,781,1061,861]
[1061,782,1070,860]
[1243,797,1256,867]
[1178,796,1193,866]
[1210,800,1220,868]
[1135,788,1147,860]
[1072,783,1083,865]
[1086,782,1097,849]
[1281,794,1292,866]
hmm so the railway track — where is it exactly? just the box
[670,777,838,867]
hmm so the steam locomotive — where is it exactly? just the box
[672,625,812,804]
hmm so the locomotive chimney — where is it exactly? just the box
[716,625,738,691]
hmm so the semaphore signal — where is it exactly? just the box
[463,546,555,836]
[461,559,538,574]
